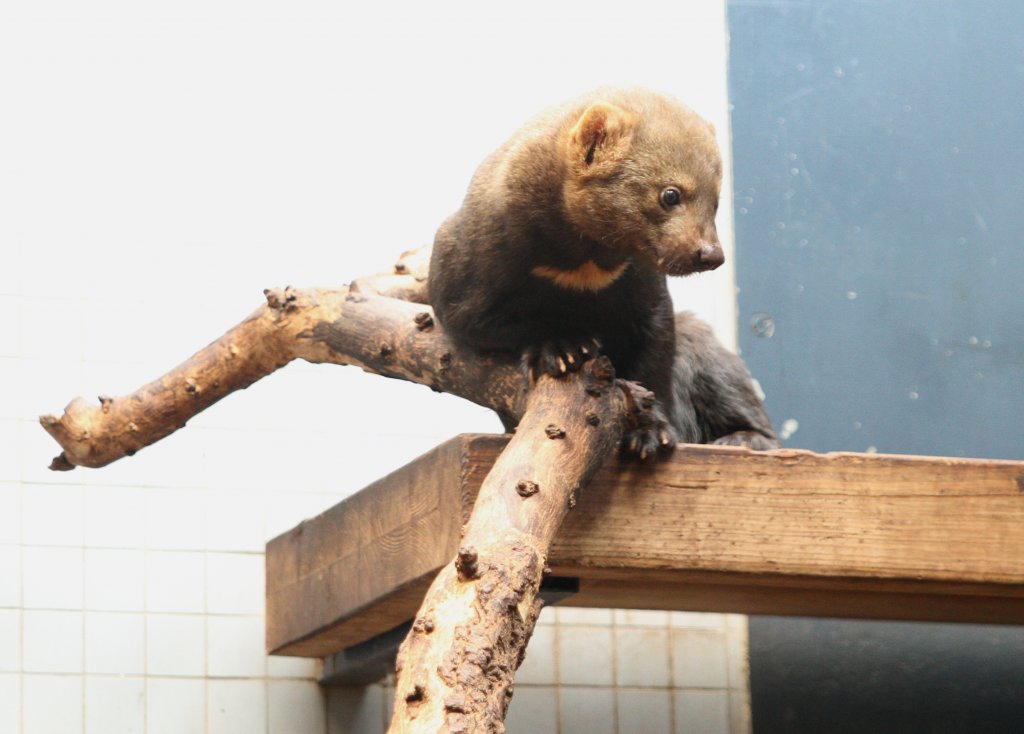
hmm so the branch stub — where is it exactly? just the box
[455,546,479,580]
[544,424,566,439]
[515,479,540,497]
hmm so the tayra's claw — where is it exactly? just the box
[523,338,601,379]
[620,392,679,462]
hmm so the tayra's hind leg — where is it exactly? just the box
[672,312,779,450]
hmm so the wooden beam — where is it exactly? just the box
[265,436,471,657]
[266,435,1024,657]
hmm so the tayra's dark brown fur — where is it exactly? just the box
[429,88,777,455]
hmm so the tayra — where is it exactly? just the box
[428,88,777,456]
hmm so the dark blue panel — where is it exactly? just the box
[730,0,1024,459]
[749,617,1024,734]
[729,3,1024,732]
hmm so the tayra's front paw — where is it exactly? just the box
[522,338,601,381]
[713,430,780,451]
[620,390,678,461]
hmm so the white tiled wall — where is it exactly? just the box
[323,609,749,734]
[2,1,748,732]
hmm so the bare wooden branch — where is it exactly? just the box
[39,274,526,470]
[389,358,633,733]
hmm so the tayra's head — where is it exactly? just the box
[560,90,724,276]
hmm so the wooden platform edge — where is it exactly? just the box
[265,434,477,656]
[266,434,1024,658]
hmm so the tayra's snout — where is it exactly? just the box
[692,241,724,272]
[655,238,726,276]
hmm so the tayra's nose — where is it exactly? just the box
[693,242,725,271]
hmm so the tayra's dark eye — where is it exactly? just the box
[660,186,683,208]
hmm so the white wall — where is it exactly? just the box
[1,1,747,732]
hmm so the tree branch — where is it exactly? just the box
[39,252,526,470]
[390,357,634,732]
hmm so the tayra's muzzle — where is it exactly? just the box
[692,240,724,272]
[656,238,725,276]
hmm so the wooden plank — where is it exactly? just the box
[558,573,1024,626]
[266,434,1024,657]
[265,435,472,656]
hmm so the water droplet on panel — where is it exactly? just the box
[750,313,775,338]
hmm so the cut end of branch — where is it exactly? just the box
[39,413,60,429]
[414,311,435,331]
[515,480,539,498]
[395,244,432,282]
[264,286,299,312]
[588,355,616,384]
[404,683,427,704]
[455,546,480,580]
[412,617,436,635]
[544,424,566,439]
[48,452,76,472]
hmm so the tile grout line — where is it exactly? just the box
[553,612,562,734]
[666,613,677,734]
[18,489,24,734]
[203,547,210,734]
[610,613,619,734]
[143,544,151,734]
[80,535,86,731]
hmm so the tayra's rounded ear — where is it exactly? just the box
[567,102,638,172]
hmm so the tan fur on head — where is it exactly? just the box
[566,102,640,176]
[556,91,724,275]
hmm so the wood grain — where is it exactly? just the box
[265,435,468,656]
[266,435,1024,657]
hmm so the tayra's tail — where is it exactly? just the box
[669,312,779,449]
